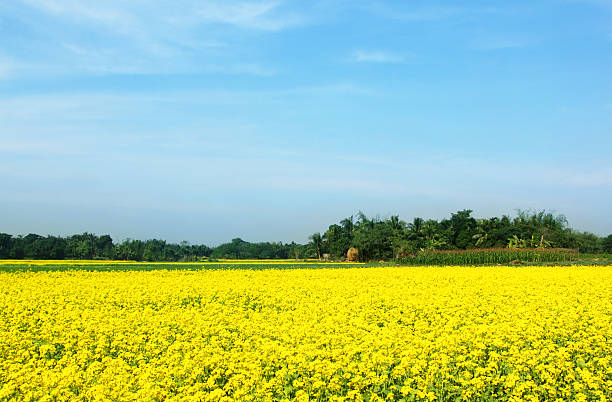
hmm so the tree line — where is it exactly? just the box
[0,232,297,261]
[310,210,612,261]
[1,210,611,261]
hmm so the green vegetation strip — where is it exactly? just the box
[0,262,372,273]
[399,248,579,265]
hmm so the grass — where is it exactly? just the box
[1,250,610,272]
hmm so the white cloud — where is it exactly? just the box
[548,168,612,188]
[365,3,503,22]
[393,6,466,21]
[0,57,15,78]
[62,43,104,58]
[350,50,404,63]
[56,45,277,76]
[13,1,302,75]
[0,83,372,125]
[571,0,612,8]
[225,63,276,76]
[20,0,141,36]
[0,139,68,155]
[276,83,374,96]
[19,0,302,33]
[191,1,304,31]
[470,36,533,51]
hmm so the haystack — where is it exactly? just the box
[346,247,359,262]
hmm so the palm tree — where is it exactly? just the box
[309,232,323,260]
[340,216,354,237]
[357,211,374,230]
[409,217,424,235]
[390,215,403,231]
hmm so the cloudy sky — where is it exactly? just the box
[1,0,611,244]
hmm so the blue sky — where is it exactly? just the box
[1,0,611,244]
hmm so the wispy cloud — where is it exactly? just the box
[0,59,13,78]
[0,139,69,155]
[0,83,373,123]
[393,6,467,21]
[548,168,612,188]
[350,50,404,63]
[190,1,304,31]
[571,0,612,8]
[0,52,20,78]
[12,0,302,75]
[469,36,533,51]
[278,83,374,96]
[19,0,141,35]
[365,3,501,22]
[19,0,302,33]
[225,63,276,76]
[62,43,103,58]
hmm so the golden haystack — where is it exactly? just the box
[346,247,359,262]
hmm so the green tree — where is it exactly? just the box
[309,232,323,260]
[442,210,477,249]
[0,233,12,258]
[601,235,612,253]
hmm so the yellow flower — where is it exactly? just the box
[0,265,609,400]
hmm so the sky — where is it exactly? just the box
[1,0,611,245]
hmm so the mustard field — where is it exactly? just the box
[0,259,363,266]
[0,266,610,401]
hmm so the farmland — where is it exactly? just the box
[1,265,610,401]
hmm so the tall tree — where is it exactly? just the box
[309,232,323,260]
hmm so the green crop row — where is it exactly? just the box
[398,248,578,265]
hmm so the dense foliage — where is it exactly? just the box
[208,238,302,260]
[313,210,612,261]
[0,233,212,261]
[1,210,611,261]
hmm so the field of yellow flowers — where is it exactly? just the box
[0,266,610,401]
